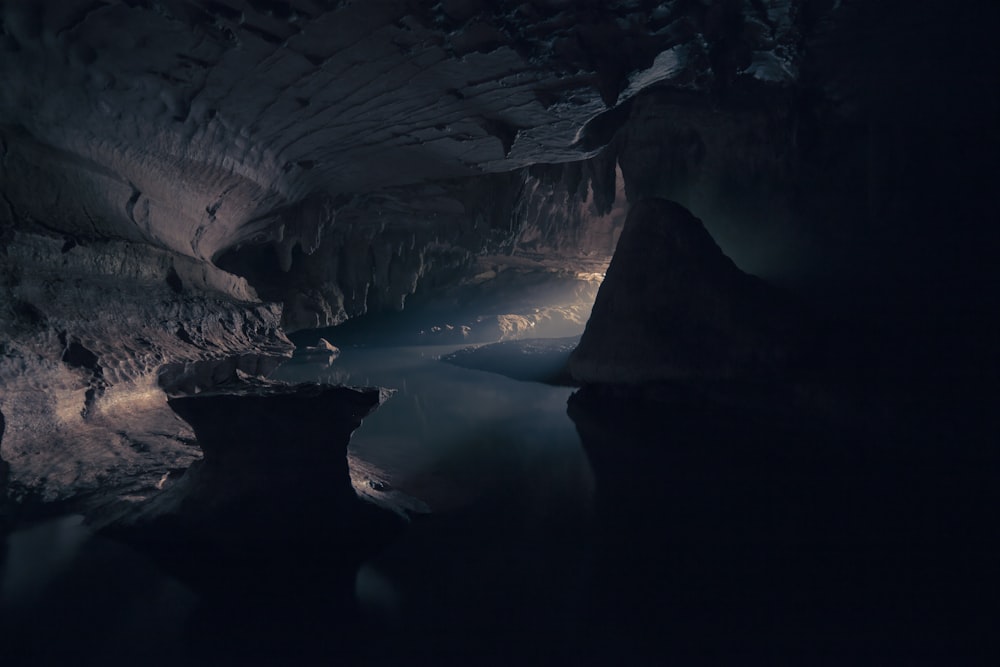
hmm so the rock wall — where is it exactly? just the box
[217,161,627,333]
[0,0,815,338]
[0,232,292,505]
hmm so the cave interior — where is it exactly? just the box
[0,1,998,664]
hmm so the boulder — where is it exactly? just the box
[568,199,809,384]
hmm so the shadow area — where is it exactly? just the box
[1,382,406,667]
[566,380,1000,665]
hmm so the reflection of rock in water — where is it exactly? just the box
[109,378,402,555]
[348,450,431,517]
[94,378,406,664]
[1,515,197,667]
[297,338,341,367]
[1,515,91,606]
[566,382,1000,663]
[355,563,401,625]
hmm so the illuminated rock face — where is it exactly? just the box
[568,199,807,384]
[0,232,292,504]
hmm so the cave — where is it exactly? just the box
[1,1,998,664]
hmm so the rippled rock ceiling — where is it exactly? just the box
[1,0,998,505]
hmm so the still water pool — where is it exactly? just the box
[273,344,593,514]
[1,344,598,664]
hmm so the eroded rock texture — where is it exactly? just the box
[0,232,292,505]
[569,199,807,383]
[0,0,758,259]
[0,0,810,337]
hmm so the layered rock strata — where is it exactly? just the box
[0,232,292,506]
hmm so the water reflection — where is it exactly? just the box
[275,345,599,662]
[7,343,990,662]
[2,344,598,665]
[274,345,595,514]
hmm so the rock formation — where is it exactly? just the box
[88,379,405,664]
[0,231,292,506]
[569,199,807,383]
[106,379,399,562]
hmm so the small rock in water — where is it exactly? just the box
[302,338,340,357]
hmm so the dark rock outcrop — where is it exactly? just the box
[564,380,1000,663]
[569,199,808,384]
[85,379,405,665]
[107,380,400,576]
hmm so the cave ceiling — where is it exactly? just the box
[0,0,803,262]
